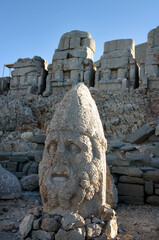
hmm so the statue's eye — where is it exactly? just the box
[67,143,80,155]
[47,141,57,156]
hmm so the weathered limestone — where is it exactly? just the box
[144,26,159,88]
[10,56,47,95]
[124,124,155,144]
[43,30,95,96]
[39,83,107,218]
[95,39,139,90]
[0,165,22,199]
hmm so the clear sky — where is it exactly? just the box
[1,0,159,76]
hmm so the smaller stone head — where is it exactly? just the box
[39,83,107,218]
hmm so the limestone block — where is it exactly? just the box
[21,132,33,141]
[58,38,70,50]
[147,26,159,47]
[70,37,81,49]
[146,54,159,65]
[107,57,129,69]
[17,67,37,76]
[105,217,118,239]
[119,196,144,205]
[151,158,159,168]
[104,40,117,53]
[145,65,158,78]
[117,39,135,52]
[146,46,159,55]
[86,223,102,238]
[117,68,127,79]
[61,30,91,39]
[119,176,144,184]
[102,49,133,59]
[81,38,95,52]
[69,47,93,60]
[118,183,144,197]
[70,70,81,84]
[144,170,159,182]
[112,166,143,177]
[84,71,93,85]
[83,59,93,71]
[128,154,150,167]
[63,58,83,71]
[54,70,63,81]
[41,217,61,232]
[124,124,155,144]
[61,212,85,230]
[55,228,85,240]
[106,165,118,208]
[146,195,159,205]
[0,165,22,199]
[53,51,69,60]
[145,181,154,195]
[31,230,55,240]
[20,174,39,191]
[19,214,34,238]
[52,60,63,72]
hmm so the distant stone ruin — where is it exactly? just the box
[0,26,159,95]
[10,56,47,95]
[95,39,139,89]
[44,30,95,96]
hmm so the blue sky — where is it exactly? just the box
[1,0,159,76]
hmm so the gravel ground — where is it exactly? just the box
[0,192,159,240]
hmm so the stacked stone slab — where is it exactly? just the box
[10,56,47,95]
[43,30,95,96]
[144,25,159,89]
[95,39,139,90]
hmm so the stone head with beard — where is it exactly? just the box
[39,83,107,218]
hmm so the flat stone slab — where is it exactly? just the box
[119,196,144,205]
[151,158,159,168]
[128,154,150,167]
[143,170,159,182]
[0,152,12,160]
[124,124,155,144]
[119,176,144,184]
[146,195,159,205]
[32,134,46,144]
[112,166,143,177]
[118,183,144,197]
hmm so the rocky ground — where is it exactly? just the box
[0,192,159,240]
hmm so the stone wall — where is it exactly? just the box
[10,56,47,95]
[95,39,139,90]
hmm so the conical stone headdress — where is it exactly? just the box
[47,83,107,149]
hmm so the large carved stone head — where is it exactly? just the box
[39,83,107,218]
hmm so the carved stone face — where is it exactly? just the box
[39,130,105,213]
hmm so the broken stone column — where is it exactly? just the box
[95,39,139,90]
[145,25,159,89]
[10,56,47,95]
[43,30,95,96]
